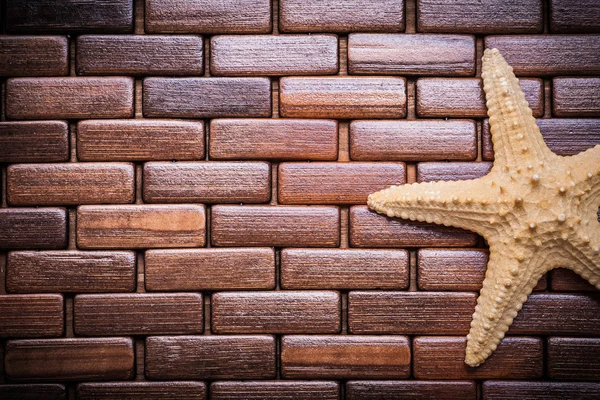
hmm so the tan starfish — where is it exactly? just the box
[368,48,600,367]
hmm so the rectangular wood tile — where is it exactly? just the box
[6,77,134,119]
[143,77,271,118]
[143,161,271,203]
[0,36,68,76]
[551,268,598,292]
[5,338,134,381]
[553,77,600,117]
[281,335,410,379]
[281,249,409,290]
[77,205,206,249]
[279,77,406,119]
[483,381,600,400]
[550,0,600,33]
[145,336,275,379]
[0,208,67,250]
[346,381,477,400]
[0,384,66,400]
[211,381,339,400]
[7,163,135,206]
[78,382,206,400]
[278,162,406,205]
[211,205,340,247]
[211,35,338,76]
[0,294,63,338]
[547,338,600,380]
[0,121,69,163]
[77,119,205,161]
[417,162,493,182]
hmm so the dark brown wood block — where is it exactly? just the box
[212,291,341,334]
[0,121,69,163]
[211,205,340,247]
[145,0,271,33]
[7,163,135,206]
[0,208,67,250]
[279,0,404,32]
[211,381,339,400]
[77,119,205,161]
[6,77,134,119]
[483,381,600,400]
[550,0,600,33]
[78,382,206,400]
[350,120,477,161]
[349,206,478,247]
[413,337,543,379]
[211,35,338,76]
[144,161,271,203]
[547,338,600,380]
[417,162,493,182]
[278,162,406,205]
[551,268,598,292]
[210,119,338,160]
[281,249,409,290]
[346,381,477,400]
[281,335,410,379]
[145,336,276,379]
[553,77,600,117]
[279,77,406,119]
[0,36,68,76]
[0,294,63,338]
[6,250,136,293]
[416,78,543,117]
[143,77,271,118]
[77,205,206,249]
[0,384,66,400]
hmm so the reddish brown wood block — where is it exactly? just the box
[211,205,340,247]
[550,0,600,33]
[281,335,410,379]
[146,248,275,291]
[143,77,271,118]
[547,338,600,380]
[551,268,598,292]
[77,205,206,249]
[145,336,275,379]
[145,0,271,33]
[211,381,339,400]
[553,77,600,117]
[144,162,271,203]
[279,77,406,119]
[7,250,136,293]
[78,382,206,400]
[77,119,205,161]
[483,381,600,400]
[346,381,477,400]
[279,0,404,33]
[416,78,543,117]
[211,35,338,76]
[0,208,67,250]
[278,162,406,205]
[212,291,341,334]
[7,163,134,206]
[0,36,68,76]
[413,337,543,379]
[0,294,63,338]
[281,249,409,290]
[349,206,478,247]
[0,121,69,163]
[417,162,493,182]
[350,120,477,161]
[210,119,338,161]
[0,384,66,400]
[5,338,134,381]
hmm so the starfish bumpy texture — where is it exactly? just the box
[368,48,600,367]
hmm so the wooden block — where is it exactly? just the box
[211,381,339,400]
[146,248,275,291]
[145,0,271,33]
[0,384,66,400]
[212,205,340,247]
[417,0,542,34]
[5,338,134,381]
[281,335,410,379]
[143,77,270,118]
[211,35,338,76]
[0,208,67,250]
[417,162,493,182]
[77,119,205,161]
[485,35,600,75]
[6,0,133,33]
[350,120,477,161]
[77,205,206,249]
[145,336,275,379]
[74,293,203,336]
[278,162,406,205]
[0,121,69,163]
[78,382,206,400]
[7,250,136,293]
[212,291,341,334]
[416,78,543,117]
[346,381,477,400]
[7,163,135,206]
[547,338,600,380]
[77,35,203,75]
[413,337,543,379]
[0,294,63,338]
[279,0,404,33]
[349,206,478,247]
[553,77,600,117]
[550,0,600,33]
[143,161,271,203]
[483,381,600,400]
[6,77,134,119]
[551,268,598,292]
[281,249,409,290]
[0,36,68,76]
[279,77,406,119]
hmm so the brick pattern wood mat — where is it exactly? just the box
[1,0,600,399]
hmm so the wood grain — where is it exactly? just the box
[417,162,493,182]
[211,381,339,400]
[0,121,69,163]
[78,382,206,400]
[547,337,600,380]
[550,0,600,33]
[553,77,600,117]
[551,268,598,292]
[0,208,67,250]
[0,36,68,76]
[346,381,477,400]
[483,381,600,400]
[0,294,63,338]
[0,384,66,400]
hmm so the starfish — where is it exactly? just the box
[368,48,600,367]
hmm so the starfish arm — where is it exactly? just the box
[562,240,600,289]
[563,145,600,220]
